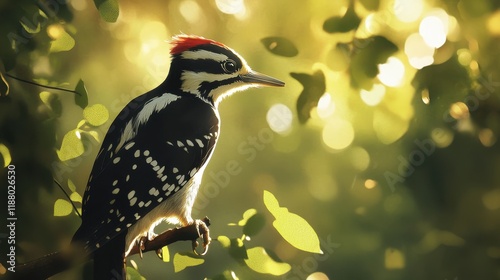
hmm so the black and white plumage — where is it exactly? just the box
[71,35,284,279]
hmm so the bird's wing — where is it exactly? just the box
[72,93,219,254]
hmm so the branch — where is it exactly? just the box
[128,217,211,256]
[12,217,211,279]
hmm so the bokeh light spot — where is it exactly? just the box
[47,24,64,39]
[431,128,453,148]
[322,118,355,150]
[419,16,447,48]
[385,248,405,269]
[179,0,202,23]
[405,33,434,69]
[349,147,370,171]
[364,179,377,189]
[483,189,500,210]
[449,102,469,120]
[487,10,500,35]
[361,84,386,106]
[306,272,329,280]
[377,57,405,87]
[267,104,293,135]
[421,89,430,105]
[457,49,472,66]
[317,93,336,119]
[393,0,424,23]
[479,129,496,147]
[216,0,245,15]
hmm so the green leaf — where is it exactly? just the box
[173,252,204,272]
[161,245,170,262]
[323,1,361,33]
[218,236,248,262]
[126,266,146,280]
[70,191,82,203]
[263,190,323,254]
[0,73,10,96]
[68,179,77,192]
[83,104,109,126]
[261,37,298,57]
[57,129,85,161]
[94,0,120,22]
[244,247,291,275]
[291,70,326,123]
[83,130,101,142]
[54,199,73,216]
[243,212,266,237]
[217,235,231,248]
[349,36,398,89]
[0,143,12,167]
[39,91,62,117]
[49,29,75,53]
[20,20,41,34]
[75,79,89,109]
[237,208,257,226]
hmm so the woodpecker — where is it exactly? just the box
[71,35,284,279]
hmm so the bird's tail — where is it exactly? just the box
[92,232,126,280]
[11,251,74,280]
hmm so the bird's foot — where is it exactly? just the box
[136,236,147,259]
[192,217,211,256]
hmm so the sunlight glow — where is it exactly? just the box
[405,33,434,69]
[322,119,355,150]
[393,0,424,23]
[377,57,405,87]
[267,104,293,135]
[361,84,386,106]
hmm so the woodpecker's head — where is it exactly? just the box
[166,35,285,105]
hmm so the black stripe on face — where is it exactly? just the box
[179,44,243,73]
[199,76,241,98]
[181,59,227,74]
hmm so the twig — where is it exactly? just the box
[54,179,82,218]
[2,72,81,95]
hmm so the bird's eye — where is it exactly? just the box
[221,60,237,73]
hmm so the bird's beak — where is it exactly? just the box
[240,70,285,87]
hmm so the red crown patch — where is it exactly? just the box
[170,35,226,55]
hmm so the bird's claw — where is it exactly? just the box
[192,218,211,256]
[137,236,147,259]
[156,248,163,259]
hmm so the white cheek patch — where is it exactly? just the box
[180,71,237,94]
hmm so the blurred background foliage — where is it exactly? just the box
[1,0,500,279]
